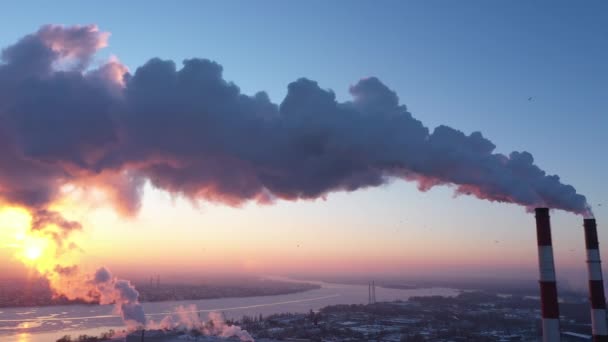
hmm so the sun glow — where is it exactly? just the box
[17,232,57,271]
[23,239,46,261]
[0,206,78,274]
[24,245,43,261]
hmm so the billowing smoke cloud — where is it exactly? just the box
[32,265,146,327]
[0,24,592,225]
[91,267,146,328]
[148,305,254,341]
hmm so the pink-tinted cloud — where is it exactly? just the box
[0,24,592,234]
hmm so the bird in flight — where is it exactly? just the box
[528,97,533,101]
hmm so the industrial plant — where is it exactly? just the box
[534,208,607,342]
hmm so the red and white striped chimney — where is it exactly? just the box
[535,208,561,342]
[583,218,608,342]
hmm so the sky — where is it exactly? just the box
[0,1,606,287]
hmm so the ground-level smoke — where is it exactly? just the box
[147,305,254,341]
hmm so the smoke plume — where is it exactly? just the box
[0,24,590,225]
[91,267,146,328]
[26,264,146,327]
[148,305,254,341]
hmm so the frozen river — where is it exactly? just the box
[0,280,459,342]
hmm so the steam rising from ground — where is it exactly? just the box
[92,267,146,328]
[0,24,593,327]
[26,263,146,328]
[148,305,254,341]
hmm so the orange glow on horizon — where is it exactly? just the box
[0,183,583,282]
[0,206,83,292]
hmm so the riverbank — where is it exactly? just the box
[0,278,320,309]
[0,280,460,342]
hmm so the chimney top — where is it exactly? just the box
[584,218,597,226]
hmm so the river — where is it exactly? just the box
[0,280,459,342]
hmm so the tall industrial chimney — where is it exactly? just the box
[535,208,561,342]
[583,218,608,342]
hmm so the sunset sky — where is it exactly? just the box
[0,1,606,286]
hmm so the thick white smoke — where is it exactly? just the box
[148,305,254,341]
[92,267,146,328]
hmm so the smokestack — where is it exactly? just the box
[535,208,561,342]
[583,218,608,342]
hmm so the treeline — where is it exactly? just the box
[56,329,116,342]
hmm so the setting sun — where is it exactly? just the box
[16,234,54,269]
[24,244,43,261]
[0,206,69,273]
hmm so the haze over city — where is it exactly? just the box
[0,1,606,342]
